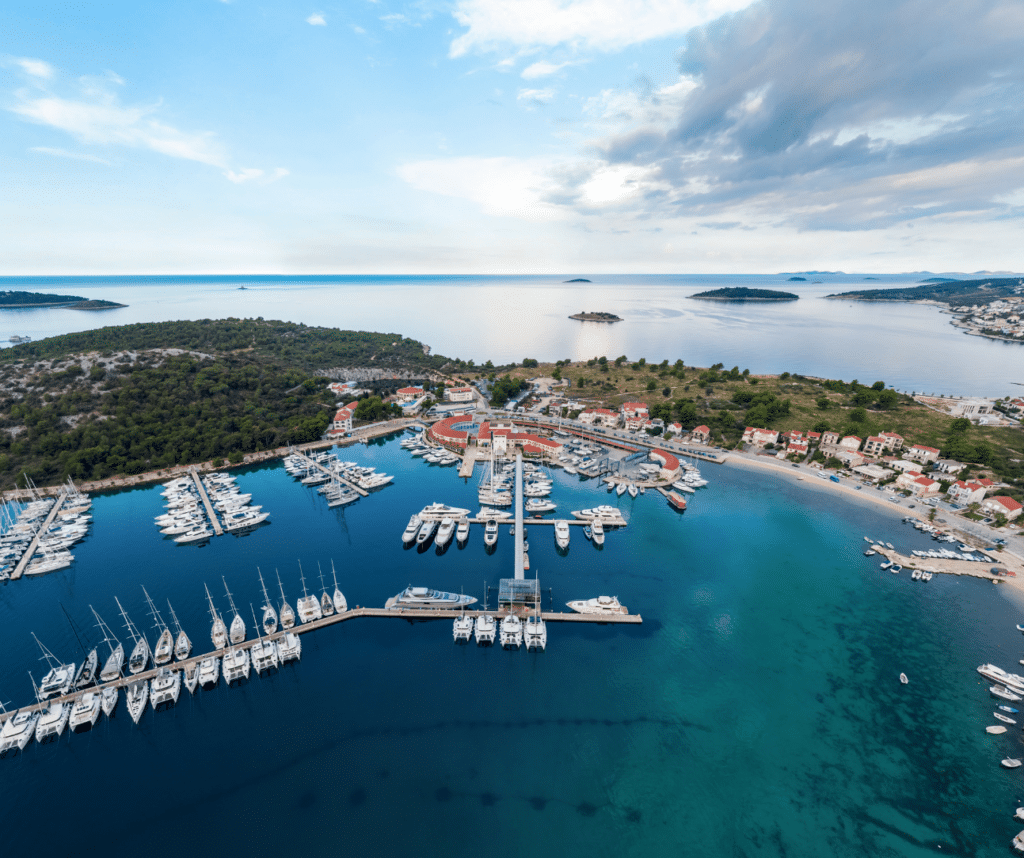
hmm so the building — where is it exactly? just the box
[444,385,475,403]
[477,421,564,457]
[905,444,940,464]
[690,425,711,444]
[666,422,683,436]
[650,449,681,481]
[895,473,940,496]
[742,427,780,446]
[396,386,425,404]
[878,432,904,451]
[806,431,821,444]
[787,440,809,456]
[624,413,650,432]
[621,402,649,420]
[839,436,862,452]
[981,496,1023,521]
[836,450,865,468]
[820,431,840,447]
[852,464,895,483]
[328,401,358,435]
[579,408,620,429]
[863,436,888,456]
[947,480,988,506]
[933,459,965,474]
[890,459,924,473]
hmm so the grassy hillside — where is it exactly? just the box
[828,277,1023,306]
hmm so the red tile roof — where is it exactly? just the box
[988,496,1023,512]
[911,444,940,453]
[651,449,679,473]
[693,425,710,434]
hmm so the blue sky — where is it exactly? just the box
[2,0,1023,274]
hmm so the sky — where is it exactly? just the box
[2,0,1023,274]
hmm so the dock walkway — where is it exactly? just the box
[190,468,223,536]
[293,450,368,497]
[10,491,68,580]
[458,445,477,478]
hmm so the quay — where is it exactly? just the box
[10,490,68,580]
[871,544,1020,582]
[190,468,223,536]
[291,450,368,497]
[458,445,477,478]
[11,605,641,717]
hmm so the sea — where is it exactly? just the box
[0,273,1021,396]
[1,439,1023,857]
[1,274,1022,856]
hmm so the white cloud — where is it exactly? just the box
[517,87,554,103]
[306,12,327,25]
[353,25,367,34]
[521,60,571,79]
[449,0,756,57]
[381,12,413,26]
[8,62,285,184]
[13,57,55,80]
[29,146,110,165]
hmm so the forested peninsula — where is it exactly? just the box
[688,287,799,301]
[0,290,126,310]
[828,277,1024,306]
[0,319,453,485]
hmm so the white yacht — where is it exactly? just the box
[478,508,512,520]
[278,632,302,663]
[331,562,347,614]
[223,579,246,644]
[453,614,474,642]
[33,634,76,699]
[456,519,470,545]
[525,498,556,513]
[150,667,182,708]
[198,656,220,688]
[251,638,280,674]
[386,587,478,609]
[69,692,102,732]
[175,526,213,544]
[474,613,496,645]
[436,517,456,548]
[484,519,499,547]
[256,569,278,635]
[35,699,70,742]
[143,586,174,666]
[500,614,523,649]
[277,571,296,630]
[0,710,39,755]
[591,520,605,546]
[126,680,149,724]
[402,515,422,545]
[167,601,192,661]
[554,520,570,550]
[416,519,438,545]
[420,503,472,518]
[100,686,118,717]
[183,661,199,694]
[571,506,626,523]
[616,483,627,496]
[222,648,251,683]
[205,583,228,649]
[296,568,323,623]
[567,595,628,615]
[524,614,547,651]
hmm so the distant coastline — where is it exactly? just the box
[688,287,799,302]
[569,311,622,322]
[0,290,126,311]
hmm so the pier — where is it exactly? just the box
[10,490,67,580]
[291,450,368,497]
[190,468,223,536]
[872,544,1016,582]
[458,445,477,478]
[514,450,525,580]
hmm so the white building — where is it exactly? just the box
[444,385,475,403]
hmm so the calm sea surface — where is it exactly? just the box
[1,438,1022,857]
[1,274,1021,396]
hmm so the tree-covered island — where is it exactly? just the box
[0,290,126,310]
[688,287,799,301]
[568,311,622,322]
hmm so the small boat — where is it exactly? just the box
[583,526,592,541]
[100,686,118,717]
[988,725,1009,734]
[999,705,1019,714]
[114,600,150,676]
[880,561,892,570]
[416,519,438,545]
[1016,808,1024,821]
[899,673,908,684]
[143,586,174,665]
[864,549,876,556]
[995,712,1016,724]
[665,492,687,511]
[1014,830,1024,852]
[1003,758,1023,769]
[886,542,894,549]
[891,564,902,574]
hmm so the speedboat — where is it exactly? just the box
[1000,705,1020,714]
[567,595,627,615]
[386,587,478,610]
[1003,758,1023,768]
[500,614,523,649]
[995,712,1017,724]
[402,515,422,545]
[583,526,592,541]
[484,519,498,547]
[554,520,570,550]
[436,518,456,548]
[524,614,547,650]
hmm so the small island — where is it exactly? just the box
[787,277,807,282]
[0,290,126,310]
[569,311,622,322]
[688,287,799,302]
[563,278,592,283]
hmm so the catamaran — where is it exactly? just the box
[150,667,181,709]
[276,570,296,630]
[524,610,547,651]
[249,607,280,674]
[500,613,523,649]
[296,564,322,623]
[32,633,76,699]
[198,656,220,688]
[223,578,246,644]
[69,692,101,732]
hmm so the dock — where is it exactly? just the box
[10,490,68,580]
[458,445,477,478]
[872,544,1014,582]
[12,605,641,716]
[291,450,368,497]
[514,450,524,580]
[190,468,223,536]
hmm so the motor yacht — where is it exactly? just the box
[198,656,220,688]
[524,614,547,651]
[386,587,478,609]
[402,515,422,545]
[591,520,605,546]
[571,506,625,523]
[500,614,523,649]
[126,680,148,724]
[435,517,456,548]
[484,519,498,547]
[525,498,556,513]
[416,519,438,546]
[420,503,472,518]
[554,520,570,550]
[150,667,182,708]
[567,595,628,615]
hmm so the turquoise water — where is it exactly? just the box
[1,434,1021,856]
[1,274,1021,396]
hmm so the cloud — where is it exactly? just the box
[306,12,327,25]
[11,57,55,79]
[449,0,755,57]
[521,60,572,79]
[517,87,554,104]
[30,146,110,165]
[381,13,413,26]
[7,59,285,184]
[534,0,1024,232]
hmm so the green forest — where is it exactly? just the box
[0,319,446,486]
[828,277,1024,306]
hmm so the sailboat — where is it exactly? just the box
[248,605,280,674]
[32,633,76,699]
[318,563,335,617]
[142,586,174,665]
[205,583,228,649]
[61,604,98,689]
[92,606,124,683]
[223,577,246,644]
[257,568,278,635]
[295,562,322,624]
[276,570,295,629]
[115,598,150,675]
[167,600,192,660]
[331,561,347,613]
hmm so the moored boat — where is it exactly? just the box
[386,587,478,610]
[567,595,627,615]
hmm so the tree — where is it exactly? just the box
[849,407,867,423]
[646,379,657,391]
[816,396,831,410]
[871,381,886,390]
[522,358,539,368]
[615,355,627,366]
[812,419,831,433]
[876,389,899,410]
[662,387,671,397]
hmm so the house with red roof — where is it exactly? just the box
[742,427,779,446]
[906,444,940,464]
[328,401,359,435]
[690,425,711,444]
[878,432,904,451]
[981,496,1023,521]
[396,386,425,404]
[839,435,862,452]
[444,385,475,403]
[650,449,681,480]
[895,472,940,496]
[947,480,989,506]
[579,407,620,428]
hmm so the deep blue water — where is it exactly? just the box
[2,435,1022,856]
[1,273,1021,396]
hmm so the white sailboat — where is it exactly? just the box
[142,585,174,665]
[126,679,148,724]
[331,561,347,614]
[205,583,228,649]
[183,661,199,694]
[276,570,296,630]
[115,598,151,676]
[223,578,246,645]
[318,563,335,617]
[257,568,278,635]
[100,686,118,717]
[167,600,192,661]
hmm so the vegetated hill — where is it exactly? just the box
[0,319,452,485]
[829,278,1024,306]
[0,290,125,309]
[689,287,799,301]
